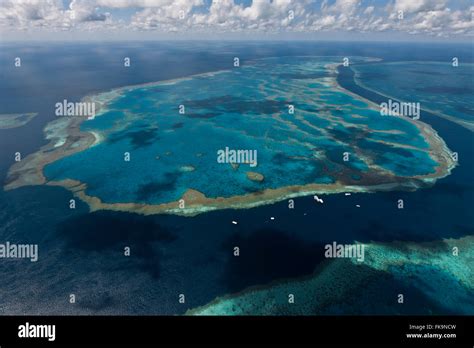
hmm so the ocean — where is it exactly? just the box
[0,41,472,315]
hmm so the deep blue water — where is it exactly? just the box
[0,41,472,314]
[352,62,474,123]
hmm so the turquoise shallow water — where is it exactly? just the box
[44,56,439,205]
[190,236,474,315]
[1,42,473,316]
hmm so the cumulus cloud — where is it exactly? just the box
[0,0,472,38]
[0,0,64,29]
[393,0,447,14]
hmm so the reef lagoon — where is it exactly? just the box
[6,56,455,216]
[0,42,472,315]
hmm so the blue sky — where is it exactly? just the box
[1,0,473,41]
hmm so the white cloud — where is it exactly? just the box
[393,0,447,14]
[0,0,472,38]
[364,6,374,15]
[0,0,65,29]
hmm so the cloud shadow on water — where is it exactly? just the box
[56,211,178,279]
[220,228,326,293]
